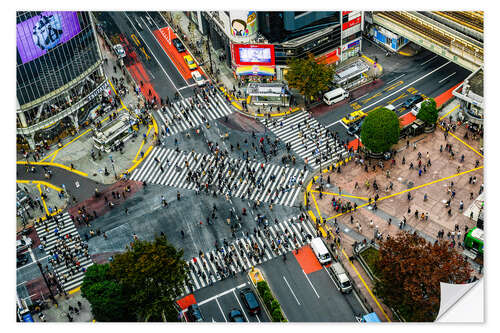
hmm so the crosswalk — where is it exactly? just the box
[261,111,348,170]
[130,146,308,207]
[155,90,234,136]
[34,213,93,292]
[179,216,319,296]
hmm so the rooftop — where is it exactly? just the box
[468,68,483,97]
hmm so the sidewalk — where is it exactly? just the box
[18,33,153,186]
[33,290,93,322]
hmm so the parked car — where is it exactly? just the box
[347,119,364,136]
[402,94,423,109]
[172,38,186,53]
[191,70,205,86]
[183,55,197,70]
[239,288,261,315]
[186,304,203,322]
[228,308,246,322]
[16,236,32,253]
[342,110,366,125]
[113,44,126,59]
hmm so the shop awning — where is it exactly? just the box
[236,65,275,76]
[317,50,340,65]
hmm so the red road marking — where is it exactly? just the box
[399,112,416,126]
[293,245,323,274]
[348,138,361,150]
[176,294,197,310]
[153,28,193,80]
[435,81,462,108]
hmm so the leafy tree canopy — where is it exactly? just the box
[285,53,335,104]
[373,232,472,322]
[360,107,400,153]
[417,98,438,125]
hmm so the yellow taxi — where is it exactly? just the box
[183,55,197,70]
[342,110,366,125]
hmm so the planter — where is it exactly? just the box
[249,268,287,322]
[424,123,436,133]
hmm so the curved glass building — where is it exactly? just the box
[16,11,106,150]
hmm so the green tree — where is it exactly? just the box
[110,237,188,322]
[374,232,472,322]
[285,53,335,105]
[81,264,134,322]
[417,98,438,126]
[360,107,400,153]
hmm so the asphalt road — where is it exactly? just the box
[260,253,365,322]
[315,40,471,144]
[107,11,192,100]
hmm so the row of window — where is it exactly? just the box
[16,12,100,106]
[18,69,105,128]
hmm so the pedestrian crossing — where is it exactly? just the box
[34,213,93,292]
[260,111,348,170]
[155,90,234,136]
[179,216,319,296]
[130,146,308,207]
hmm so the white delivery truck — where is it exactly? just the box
[330,262,353,293]
[385,104,396,112]
[310,237,332,264]
[323,88,349,105]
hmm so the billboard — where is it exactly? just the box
[233,44,275,66]
[229,11,257,37]
[16,11,81,64]
[342,16,361,30]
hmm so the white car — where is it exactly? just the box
[192,71,205,86]
[16,236,33,253]
[113,44,126,59]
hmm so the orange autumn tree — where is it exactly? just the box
[373,231,472,322]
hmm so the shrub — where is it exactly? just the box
[270,299,280,312]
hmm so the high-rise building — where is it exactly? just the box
[16,11,107,150]
[192,11,363,81]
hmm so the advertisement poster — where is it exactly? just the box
[16,11,81,64]
[230,11,257,37]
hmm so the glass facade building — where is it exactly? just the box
[16,11,105,150]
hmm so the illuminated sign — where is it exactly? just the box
[342,16,361,30]
[16,11,81,64]
[233,44,275,66]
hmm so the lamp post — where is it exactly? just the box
[36,258,58,306]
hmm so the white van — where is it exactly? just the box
[323,88,349,105]
[385,104,396,112]
[330,262,352,293]
[310,237,332,264]
[410,101,424,116]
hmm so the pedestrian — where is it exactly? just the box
[125,208,129,215]
[181,230,185,239]
[103,232,108,240]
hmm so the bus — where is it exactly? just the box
[464,227,484,255]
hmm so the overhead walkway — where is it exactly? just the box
[373,11,483,72]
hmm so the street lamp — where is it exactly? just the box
[36,258,58,306]
[109,155,117,179]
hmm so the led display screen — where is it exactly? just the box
[233,44,275,66]
[16,11,81,64]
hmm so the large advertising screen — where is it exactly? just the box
[16,11,81,64]
[233,44,275,66]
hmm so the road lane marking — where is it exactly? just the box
[385,74,406,85]
[232,289,249,322]
[179,83,198,90]
[383,80,404,92]
[438,71,457,83]
[420,55,438,65]
[283,276,301,305]
[341,248,391,322]
[302,269,320,298]
[197,283,247,307]
[439,104,460,120]
[325,119,342,128]
[215,298,228,322]
[323,266,339,290]
[141,16,190,87]
[123,12,180,93]
[355,61,451,113]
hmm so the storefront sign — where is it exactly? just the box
[348,40,360,49]
[87,82,110,102]
[342,11,352,16]
[342,16,361,30]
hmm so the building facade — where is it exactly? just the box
[191,11,363,81]
[452,66,483,125]
[16,11,107,150]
